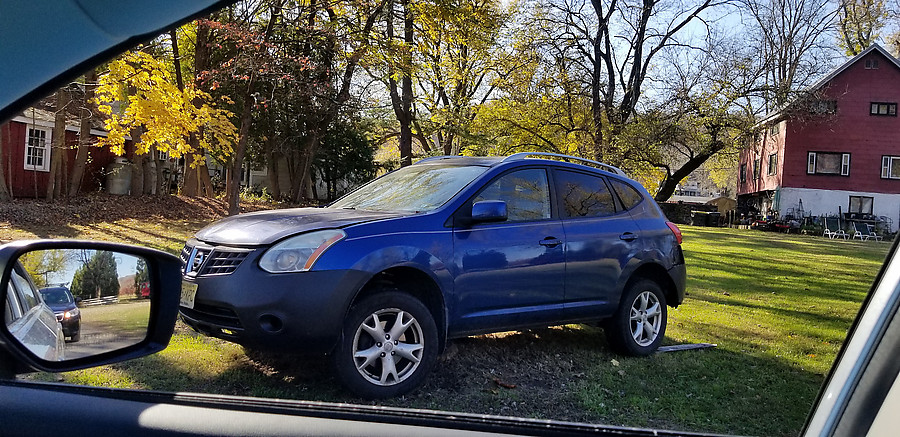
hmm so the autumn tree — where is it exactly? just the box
[201,0,386,206]
[837,0,889,56]
[18,250,67,289]
[95,50,238,195]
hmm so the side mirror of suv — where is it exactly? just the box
[0,240,182,377]
[471,200,508,224]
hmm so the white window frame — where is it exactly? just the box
[767,153,778,176]
[807,152,850,176]
[882,156,900,179]
[23,126,52,172]
[870,102,897,116]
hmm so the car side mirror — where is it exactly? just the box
[0,240,182,376]
[471,200,508,223]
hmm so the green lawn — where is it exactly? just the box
[576,227,889,435]
[15,217,891,437]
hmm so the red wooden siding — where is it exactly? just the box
[0,120,121,198]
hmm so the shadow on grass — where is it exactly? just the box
[95,325,819,436]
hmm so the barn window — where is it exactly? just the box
[24,126,51,172]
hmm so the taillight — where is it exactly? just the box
[666,221,683,245]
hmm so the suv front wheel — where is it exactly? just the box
[604,279,667,356]
[334,291,438,399]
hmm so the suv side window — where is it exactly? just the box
[554,170,616,218]
[609,178,645,210]
[474,168,551,222]
[10,268,40,312]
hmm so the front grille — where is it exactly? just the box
[181,244,252,276]
[201,251,250,275]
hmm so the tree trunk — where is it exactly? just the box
[69,69,97,197]
[265,137,280,199]
[129,127,145,195]
[0,125,11,201]
[47,89,70,201]
[654,149,718,202]
[147,145,159,195]
[228,99,253,214]
[387,0,415,167]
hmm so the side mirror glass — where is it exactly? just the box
[471,200,508,223]
[4,249,151,361]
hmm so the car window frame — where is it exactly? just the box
[549,168,624,220]
[607,176,646,212]
[453,165,557,226]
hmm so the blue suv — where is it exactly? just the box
[180,153,686,398]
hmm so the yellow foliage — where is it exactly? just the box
[95,51,237,163]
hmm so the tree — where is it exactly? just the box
[202,0,386,206]
[312,120,378,200]
[70,251,120,299]
[133,258,149,298]
[740,0,839,110]
[837,0,889,56]
[18,250,67,289]
[95,50,238,194]
[533,0,725,164]
[68,69,99,197]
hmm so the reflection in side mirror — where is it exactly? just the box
[4,249,151,362]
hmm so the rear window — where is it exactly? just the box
[554,170,616,218]
[609,178,645,210]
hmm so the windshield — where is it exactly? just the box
[39,288,73,305]
[329,164,488,213]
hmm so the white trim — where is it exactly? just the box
[23,125,52,172]
[10,115,109,138]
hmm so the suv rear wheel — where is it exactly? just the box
[604,279,667,356]
[334,291,438,399]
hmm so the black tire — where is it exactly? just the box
[334,291,438,399]
[604,278,667,356]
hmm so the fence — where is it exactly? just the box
[79,296,119,307]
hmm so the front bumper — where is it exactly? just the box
[180,250,370,354]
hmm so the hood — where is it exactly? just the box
[46,302,77,313]
[194,207,407,246]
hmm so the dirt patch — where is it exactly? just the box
[243,326,612,424]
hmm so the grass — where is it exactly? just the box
[2,203,891,437]
[80,299,151,336]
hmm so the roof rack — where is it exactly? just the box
[502,152,626,176]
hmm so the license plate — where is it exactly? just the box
[180,281,198,309]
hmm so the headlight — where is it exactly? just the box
[259,230,346,273]
[64,308,80,319]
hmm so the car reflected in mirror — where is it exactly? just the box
[6,249,152,361]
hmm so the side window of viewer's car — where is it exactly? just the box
[474,168,551,222]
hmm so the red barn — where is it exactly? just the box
[0,108,123,198]
[738,45,900,231]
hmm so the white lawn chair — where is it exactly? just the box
[823,217,848,239]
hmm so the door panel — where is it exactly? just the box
[553,170,641,320]
[451,168,565,334]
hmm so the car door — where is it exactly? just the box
[552,169,642,320]
[451,167,566,334]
